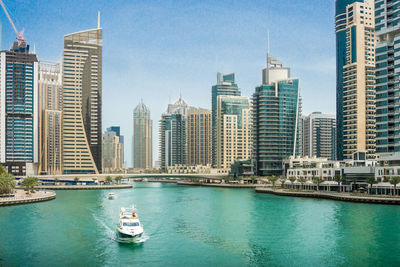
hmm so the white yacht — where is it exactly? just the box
[117,206,144,238]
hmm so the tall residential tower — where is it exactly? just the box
[375,0,400,154]
[186,107,212,166]
[0,42,38,176]
[335,0,376,160]
[252,54,300,176]
[133,101,152,169]
[38,61,63,175]
[62,25,102,174]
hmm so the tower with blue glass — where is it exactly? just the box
[252,54,300,176]
[211,73,241,166]
[0,41,39,175]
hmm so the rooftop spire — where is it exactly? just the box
[98,11,101,28]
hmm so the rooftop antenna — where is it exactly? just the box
[98,11,101,28]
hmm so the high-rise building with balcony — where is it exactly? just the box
[302,112,337,160]
[159,97,188,171]
[216,96,251,169]
[186,107,212,166]
[0,42,38,176]
[38,61,62,175]
[252,54,300,176]
[133,101,152,169]
[375,0,400,154]
[103,127,123,173]
[211,73,241,166]
[62,26,102,174]
[335,0,376,160]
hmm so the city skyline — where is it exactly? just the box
[0,0,336,167]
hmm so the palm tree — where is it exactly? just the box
[351,177,358,192]
[298,177,306,191]
[54,178,59,185]
[289,176,296,190]
[366,177,377,195]
[74,177,80,185]
[92,177,97,185]
[312,177,324,191]
[106,176,112,184]
[268,176,278,189]
[334,174,342,192]
[21,177,40,194]
[389,176,400,196]
[280,178,286,189]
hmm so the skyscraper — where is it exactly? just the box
[0,42,38,176]
[103,127,123,173]
[375,0,400,155]
[335,0,376,160]
[159,97,188,171]
[302,112,337,160]
[133,101,152,169]
[62,25,102,174]
[216,96,251,169]
[38,61,62,175]
[252,54,300,176]
[186,107,212,166]
[211,73,241,166]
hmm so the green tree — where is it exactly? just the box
[312,177,324,191]
[21,177,40,194]
[105,176,112,184]
[115,176,123,184]
[298,177,306,191]
[389,176,400,196]
[366,176,377,195]
[289,176,296,190]
[74,177,80,185]
[268,176,278,189]
[280,178,287,189]
[334,174,342,192]
[0,166,15,195]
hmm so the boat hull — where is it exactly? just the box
[117,230,143,238]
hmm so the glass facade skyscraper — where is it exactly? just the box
[252,55,300,176]
[159,97,188,171]
[211,73,241,166]
[375,0,400,154]
[0,42,39,176]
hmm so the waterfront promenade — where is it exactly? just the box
[177,181,260,188]
[34,184,132,190]
[256,188,400,205]
[0,189,56,206]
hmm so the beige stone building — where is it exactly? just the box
[186,107,212,166]
[38,61,63,174]
[337,0,376,160]
[216,95,251,169]
[62,27,102,174]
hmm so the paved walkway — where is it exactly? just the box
[177,181,260,188]
[34,184,133,190]
[256,188,400,205]
[0,189,56,206]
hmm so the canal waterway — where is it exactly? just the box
[1,182,400,266]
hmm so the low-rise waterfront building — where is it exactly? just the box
[375,152,400,182]
[167,164,229,174]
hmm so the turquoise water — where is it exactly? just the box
[1,182,400,266]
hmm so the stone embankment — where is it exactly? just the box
[34,184,132,190]
[256,188,400,205]
[0,190,56,206]
[177,181,259,188]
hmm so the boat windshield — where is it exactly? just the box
[123,222,139,227]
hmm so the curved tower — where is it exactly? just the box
[62,27,102,174]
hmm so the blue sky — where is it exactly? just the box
[1,0,336,167]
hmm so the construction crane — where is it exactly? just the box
[0,0,25,45]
